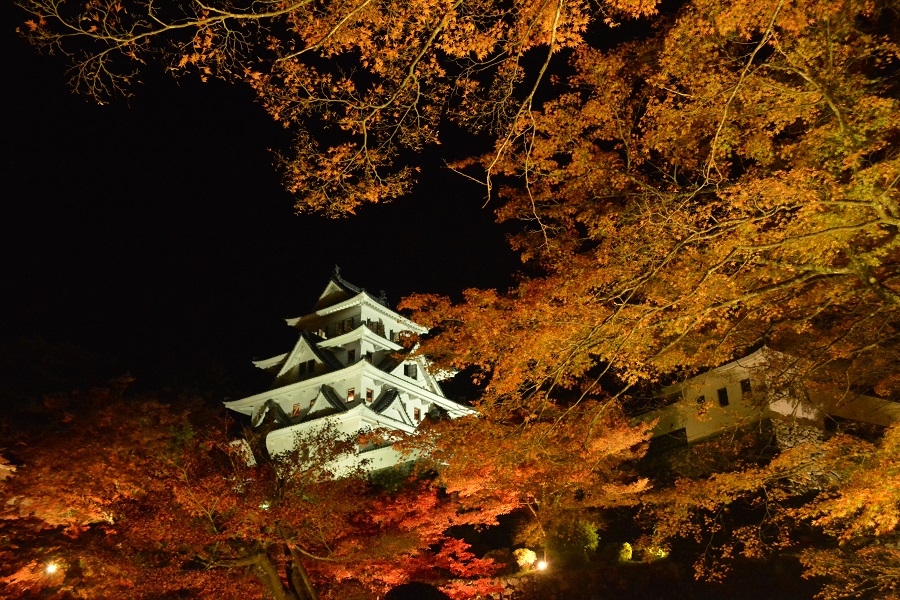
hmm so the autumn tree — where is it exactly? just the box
[18,0,900,594]
[405,0,899,403]
[18,0,661,216]
[0,384,256,599]
[402,400,650,565]
[398,0,898,589]
[19,0,898,392]
[0,385,498,600]
[636,421,900,597]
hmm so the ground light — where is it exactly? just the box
[536,560,548,571]
[45,563,58,574]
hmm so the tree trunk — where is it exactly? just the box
[287,545,320,600]
[250,553,300,600]
[284,544,310,600]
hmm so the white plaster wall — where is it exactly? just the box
[265,419,417,474]
[682,380,747,442]
[814,391,900,427]
[649,358,765,443]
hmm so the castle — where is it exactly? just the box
[224,269,473,472]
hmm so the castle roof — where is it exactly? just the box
[224,270,473,472]
[314,266,390,311]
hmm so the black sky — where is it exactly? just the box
[1,7,518,394]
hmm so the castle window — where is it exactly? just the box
[366,389,373,403]
[347,388,355,402]
[717,387,729,407]
[414,408,421,422]
[404,364,418,379]
[292,403,302,417]
[740,378,752,394]
[365,351,373,363]
[348,349,356,363]
[366,319,384,336]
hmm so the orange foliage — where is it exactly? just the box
[19,0,660,214]
[17,0,900,595]
[0,387,497,600]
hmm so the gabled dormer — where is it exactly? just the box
[255,332,342,388]
[370,388,416,427]
[287,268,426,348]
[314,266,391,311]
[302,385,348,420]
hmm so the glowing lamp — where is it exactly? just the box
[46,563,58,574]
[536,560,548,571]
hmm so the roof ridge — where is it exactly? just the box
[370,387,399,413]
[300,331,344,370]
[331,265,390,308]
[261,399,293,427]
[320,384,349,411]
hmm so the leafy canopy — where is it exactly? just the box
[18,0,900,595]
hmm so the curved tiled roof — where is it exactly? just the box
[330,266,390,308]
[319,385,349,411]
[260,399,293,427]
[299,331,344,370]
[370,387,400,413]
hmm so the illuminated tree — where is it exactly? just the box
[409,400,651,563]
[0,387,496,600]
[18,0,900,594]
[396,5,899,585]
[21,0,898,394]
[636,422,900,597]
[404,0,899,404]
[18,0,661,216]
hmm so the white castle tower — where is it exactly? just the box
[224,268,472,472]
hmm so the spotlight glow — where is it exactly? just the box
[46,563,58,574]
[536,560,548,570]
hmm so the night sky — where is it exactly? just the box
[1,6,518,396]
